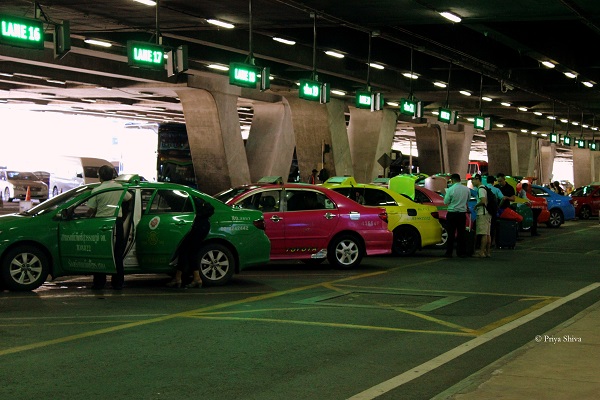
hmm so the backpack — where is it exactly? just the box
[481,186,498,216]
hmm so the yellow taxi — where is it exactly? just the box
[322,177,442,256]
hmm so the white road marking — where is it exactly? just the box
[347,282,600,400]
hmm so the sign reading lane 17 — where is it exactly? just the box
[127,41,165,70]
[0,15,44,50]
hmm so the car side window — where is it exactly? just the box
[69,189,123,219]
[149,189,193,214]
[363,188,397,206]
[531,187,546,196]
[237,190,281,212]
[285,190,331,211]
[140,189,155,213]
[413,190,431,203]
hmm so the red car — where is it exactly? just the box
[215,183,393,268]
[570,185,600,219]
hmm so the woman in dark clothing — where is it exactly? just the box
[167,196,214,288]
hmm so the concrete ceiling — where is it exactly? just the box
[1,0,599,156]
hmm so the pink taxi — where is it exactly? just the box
[215,183,393,268]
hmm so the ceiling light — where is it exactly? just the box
[583,81,594,88]
[521,129,528,133]
[564,72,577,79]
[518,107,528,112]
[402,73,418,79]
[0,72,13,77]
[331,89,346,96]
[386,102,399,107]
[433,82,447,88]
[133,0,156,5]
[482,96,492,102]
[496,124,505,128]
[325,50,345,59]
[531,131,538,135]
[534,111,543,116]
[459,90,471,96]
[560,119,569,123]
[84,39,112,47]
[207,64,229,71]
[547,116,556,120]
[541,61,555,69]
[466,117,475,122]
[81,99,97,103]
[572,121,579,126]
[46,79,66,84]
[583,124,589,128]
[592,127,599,131]
[207,19,235,29]
[368,63,385,70]
[273,37,296,45]
[541,133,548,137]
[432,111,439,115]
[501,102,511,107]
[439,11,462,23]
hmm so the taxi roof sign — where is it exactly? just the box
[257,176,283,184]
[323,176,357,186]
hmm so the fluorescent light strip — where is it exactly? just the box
[560,119,568,123]
[433,82,447,88]
[534,111,543,116]
[331,90,346,96]
[541,61,555,69]
[273,37,296,45]
[84,39,112,47]
[439,11,461,23]
[402,73,418,79]
[564,72,577,79]
[325,50,345,59]
[501,102,511,107]
[207,64,229,71]
[518,107,528,112]
[369,63,385,70]
[133,0,156,5]
[482,96,492,102]
[386,102,399,107]
[583,81,594,88]
[459,90,471,96]
[207,19,235,29]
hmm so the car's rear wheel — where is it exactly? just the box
[1,245,49,291]
[546,209,564,228]
[393,226,421,256]
[327,234,363,269]
[580,206,592,220]
[436,221,449,248]
[197,243,235,286]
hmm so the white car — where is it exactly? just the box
[0,169,48,202]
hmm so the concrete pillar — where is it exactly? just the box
[176,77,250,195]
[592,152,600,183]
[444,124,474,177]
[414,124,447,175]
[486,131,515,176]
[347,108,397,182]
[245,102,295,182]
[284,97,352,183]
[515,135,537,177]
[538,139,555,184]
[572,147,593,187]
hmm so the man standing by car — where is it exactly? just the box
[443,173,470,258]
[495,173,516,209]
[472,174,491,257]
[86,165,132,290]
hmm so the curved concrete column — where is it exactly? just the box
[176,87,250,195]
[413,124,447,175]
[486,130,514,175]
[283,97,351,182]
[347,108,396,182]
[245,102,295,182]
[537,139,555,184]
[572,147,593,187]
[444,124,474,177]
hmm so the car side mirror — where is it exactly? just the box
[57,207,74,221]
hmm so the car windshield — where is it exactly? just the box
[214,187,257,204]
[21,186,94,216]
[7,171,39,180]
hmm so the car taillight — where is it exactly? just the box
[253,218,266,230]
[378,211,388,223]
[431,211,440,219]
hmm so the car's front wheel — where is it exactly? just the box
[436,221,449,248]
[327,234,363,269]
[197,243,235,286]
[1,245,49,291]
[393,226,421,256]
[546,209,564,228]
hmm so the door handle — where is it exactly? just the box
[99,225,113,231]
[270,215,283,222]
[324,212,337,220]
[175,220,187,225]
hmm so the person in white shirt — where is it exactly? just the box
[472,174,491,257]
[443,173,471,257]
[87,165,132,290]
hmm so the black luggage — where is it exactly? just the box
[496,219,518,249]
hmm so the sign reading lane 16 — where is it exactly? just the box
[0,15,44,50]
[127,41,165,70]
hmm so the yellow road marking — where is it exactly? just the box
[393,308,476,334]
[474,297,556,335]
[187,315,477,337]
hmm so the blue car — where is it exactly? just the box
[531,184,576,227]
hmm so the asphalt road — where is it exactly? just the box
[1,217,599,400]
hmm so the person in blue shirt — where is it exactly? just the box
[443,173,471,257]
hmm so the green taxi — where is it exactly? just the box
[322,177,442,255]
[0,175,270,291]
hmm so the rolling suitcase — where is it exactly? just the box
[496,219,518,249]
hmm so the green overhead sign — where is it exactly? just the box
[127,41,165,70]
[550,132,559,143]
[589,141,598,151]
[0,15,44,50]
[474,116,491,130]
[438,107,458,124]
[299,79,330,103]
[355,91,383,110]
